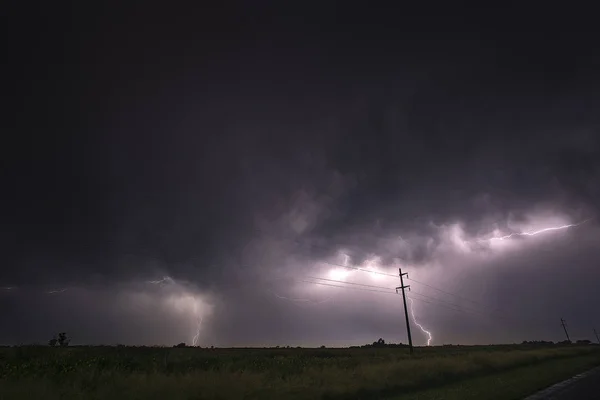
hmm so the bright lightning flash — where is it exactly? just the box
[270,252,355,307]
[484,219,589,241]
[328,268,351,281]
[147,276,175,285]
[147,276,209,346]
[192,314,203,347]
[488,221,588,241]
[408,297,432,346]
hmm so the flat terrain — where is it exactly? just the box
[0,344,598,399]
[526,366,600,400]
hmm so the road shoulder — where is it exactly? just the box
[389,353,600,400]
[524,366,600,400]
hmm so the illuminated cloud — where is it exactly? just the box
[4,10,600,347]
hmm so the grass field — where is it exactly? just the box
[1,344,598,399]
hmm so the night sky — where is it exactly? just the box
[3,4,600,347]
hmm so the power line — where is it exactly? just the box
[314,267,506,316]
[405,277,541,323]
[317,256,510,313]
[301,275,513,321]
[407,277,490,307]
[409,291,491,317]
[296,279,398,296]
[284,263,559,328]
[298,276,494,321]
[269,289,337,308]
[410,289,555,327]
[407,295,520,329]
[407,295,489,318]
[319,259,399,278]
[297,272,509,341]
[270,277,401,310]
[407,289,519,319]
[296,276,496,327]
[322,264,541,324]
[408,293,495,319]
[313,254,501,313]
[296,276,495,317]
[305,276,397,291]
[279,273,558,337]
[295,237,597,329]
[291,268,558,327]
[407,276,566,328]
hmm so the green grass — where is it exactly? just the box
[393,352,600,400]
[0,345,598,399]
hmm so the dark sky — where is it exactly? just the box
[3,4,600,347]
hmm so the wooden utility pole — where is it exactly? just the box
[560,318,571,343]
[396,268,413,354]
[594,328,600,345]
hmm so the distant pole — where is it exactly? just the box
[594,329,600,345]
[396,268,413,354]
[560,318,571,343]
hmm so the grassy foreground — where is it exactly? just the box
[0,345,598,399]
[395,353,600,400]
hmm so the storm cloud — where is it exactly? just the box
[3,4,600,347]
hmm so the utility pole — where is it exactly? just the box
[396,268,413,354]
[560,318,571,343]
[594,329,600,345]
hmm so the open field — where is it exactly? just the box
[1,344,599,399]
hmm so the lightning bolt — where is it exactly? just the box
[192,315,203,346]
[486,219,590,242]
[408,297,432,346]
[146,276,207,346]
[146,276,175,285]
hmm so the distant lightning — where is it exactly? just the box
[485,219,590,242]
[401,218,591,345]
[147,276,175,285]
[1,287,16,295]
[192,315,203,346]
[46,288,67,294]
[146,275,208,346]
[408,297,432,346]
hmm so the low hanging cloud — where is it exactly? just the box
[3,9,600,347]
